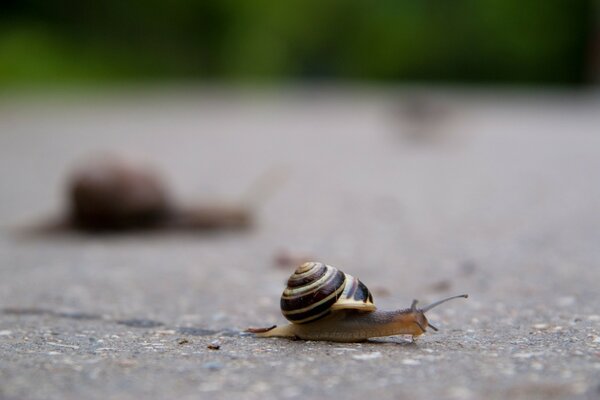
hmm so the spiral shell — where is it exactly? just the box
[280,262,376,324]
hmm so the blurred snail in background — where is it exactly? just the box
[67,155,253,231]
[247,262,468,343]
[30,154,277,233]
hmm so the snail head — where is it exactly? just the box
[408,294,468,334]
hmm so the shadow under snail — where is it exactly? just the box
[247,262,468,343]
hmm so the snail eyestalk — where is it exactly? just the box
[427,322,439,331]
[410,299,418,311]
[420,294,469,313]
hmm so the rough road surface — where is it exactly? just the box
[1,88,599,400]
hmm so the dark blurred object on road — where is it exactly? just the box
[36,155,254,233]
[69,155,170,231]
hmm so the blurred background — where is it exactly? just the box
[1,0,598,86]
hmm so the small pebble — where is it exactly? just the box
[178,339,189,345]
[207,341,221,350]
[588,315,600,322]
[352,352,382,361]
[0,330,12,336]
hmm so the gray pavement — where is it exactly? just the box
[1,88,599,399]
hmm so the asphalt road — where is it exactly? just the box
[1,88,599,400]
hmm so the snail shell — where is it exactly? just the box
[280,262,375,324]
[69,156,170,230]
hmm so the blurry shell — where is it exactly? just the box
[68,156,169,230]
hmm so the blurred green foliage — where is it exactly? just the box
[0,0,594,85]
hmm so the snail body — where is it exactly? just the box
[248,262,468,342]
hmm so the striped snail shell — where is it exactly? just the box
[280,262,376,324]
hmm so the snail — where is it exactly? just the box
[247,262,468,343]
[27,154,263,233]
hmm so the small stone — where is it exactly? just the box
[352,352,382,361]
[207,341,221,350]
[532,323,549,330]
[178,339,190,345]
[592,336,600,344]
[0,330,12,336]
[588,315,600,322]
[401,358,421,366]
